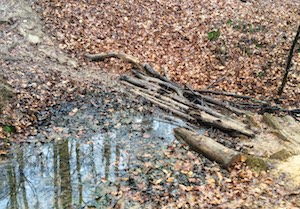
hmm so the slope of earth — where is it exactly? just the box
[0,0,119,140]
[34,0,300,107]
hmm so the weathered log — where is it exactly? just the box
[174,128,245,168]
[120,75,162,92]
[124,81,189,111]
[190,110,255,137]
[132,69,183,97]
[184,90,246,115]
[131,88,195,122]
[197,89,253,99]
[174,128,268,170]
[167,93,225,118]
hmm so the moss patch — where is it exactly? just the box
[246,155,269,171]
[270,149,293,161]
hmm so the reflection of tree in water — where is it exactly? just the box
[0,135,137,208]
[53,141,59,209]
[104,142,111,180]
[7,164,17,209]
[55,140,73,209]
[4,148,39,209]
[0,115,177,208]
[17,150,29,209]
[76,141,83,205]
[102,134,123,181]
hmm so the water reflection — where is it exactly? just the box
[0,116,184,209]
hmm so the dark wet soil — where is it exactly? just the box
[0,90,196,209]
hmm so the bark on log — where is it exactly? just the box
[191,111,255,137]
[196,89,253,100]
[174,128,245,168]
[184,90,246,115]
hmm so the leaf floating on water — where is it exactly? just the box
[143,133,151,138]
[69,107,78,116]
[114,123,122,129]
[142,154,151,158]
[0,150,8,155]
[154,178,163,185]
[166,177,175,183]
[108,108,114,113]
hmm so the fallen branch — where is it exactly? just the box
[184,90,246,115]
[85,52,145,72]
[132,69,183,97]
[120,75,162,92]
[174,128,245,168]
[86,51,256,137]
[131,88,195,121]
[196,89,254,100]
[174,128,268,170]
[144,64,180,87]
[191,110,255,137]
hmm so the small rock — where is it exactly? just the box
[27,34,41,44]
[121,118,132,124]
[67,59,78,68]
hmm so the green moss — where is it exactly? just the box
[3,125,15,133]
[245,155,269,171]
[208,30,220,41]
[270,149,293,161]
[227,19,233,26]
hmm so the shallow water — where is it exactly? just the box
[0,98,191,209]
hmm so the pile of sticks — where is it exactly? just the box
[86,52,273,169]
[85,52,255,137]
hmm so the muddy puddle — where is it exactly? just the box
[0,94,202,209]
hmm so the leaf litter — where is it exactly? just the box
[35,0,300,107]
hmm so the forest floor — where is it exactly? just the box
[0,0,299,208]
[34,0,300,107]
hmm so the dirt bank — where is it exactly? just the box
[0,0,123,138]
